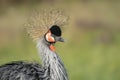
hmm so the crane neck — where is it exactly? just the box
[37,38,68,80]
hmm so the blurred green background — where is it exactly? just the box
[0,0,120,80]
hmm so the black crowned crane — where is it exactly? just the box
[0,9,69,80]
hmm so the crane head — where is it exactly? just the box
[45,25,64,51]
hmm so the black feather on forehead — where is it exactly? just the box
[50,25,61,36]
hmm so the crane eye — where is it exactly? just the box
[45,32,55,42]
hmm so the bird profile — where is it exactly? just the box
[0,8,69,80]
[25,9,69,41]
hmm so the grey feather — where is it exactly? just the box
[0,61,50,80]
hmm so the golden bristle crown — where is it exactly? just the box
[25,9,69,41]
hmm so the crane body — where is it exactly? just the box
[0,9,69,80]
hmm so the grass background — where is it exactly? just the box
[0,0,120,80]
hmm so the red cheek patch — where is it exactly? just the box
[48,36,55,42]
[46,31,55,42]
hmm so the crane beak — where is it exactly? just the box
[58,37,65,42]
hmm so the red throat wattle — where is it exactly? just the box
[49,44,55,52]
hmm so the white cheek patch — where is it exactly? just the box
[46,33,50,41]
[50,36,55,42]
[46,33,55,42]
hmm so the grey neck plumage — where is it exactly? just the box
[37,38,68,80]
